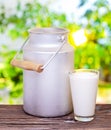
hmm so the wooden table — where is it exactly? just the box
[0,104,111,130]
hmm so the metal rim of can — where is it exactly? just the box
[28,27,69,34]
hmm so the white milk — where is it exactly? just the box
[69,71,99,118]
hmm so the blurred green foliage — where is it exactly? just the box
[0,0,111,103]
[0,45,23,103]
[74,0,111,81]
[0,1,75,39]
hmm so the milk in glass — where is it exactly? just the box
[69,69,99,122]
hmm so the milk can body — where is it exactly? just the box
[23,28,74,117]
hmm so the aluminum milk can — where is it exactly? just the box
[11,27,74,117]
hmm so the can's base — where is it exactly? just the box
[23,106,72,118]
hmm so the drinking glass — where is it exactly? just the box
[69,69,99,122]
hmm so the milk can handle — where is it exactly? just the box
[11,36,65,73]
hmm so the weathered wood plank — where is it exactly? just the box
[0,105,111,130]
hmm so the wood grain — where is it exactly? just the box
[0,105,111,130]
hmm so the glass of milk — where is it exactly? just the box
[69,69,99,122]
